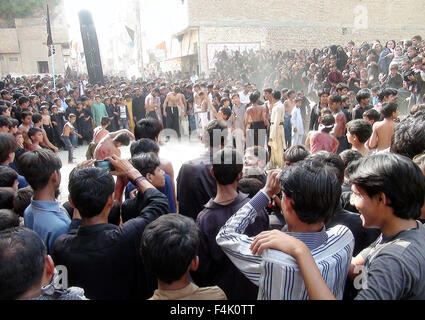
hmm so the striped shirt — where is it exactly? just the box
[216,191,355,300]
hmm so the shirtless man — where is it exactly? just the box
[163,86,186,138]
[145,88,161,123]
[18,111,33,149]
[32,113,59,153]
[328,94,348,153]
[244,92,268,148]
[93,129,134,160]
[367,102,398,152]
[85,116,111,160]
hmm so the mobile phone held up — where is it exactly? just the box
[94,160,115,172]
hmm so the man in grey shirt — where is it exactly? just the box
[250,153,425,300]
[231,93,246,154]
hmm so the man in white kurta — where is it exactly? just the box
[268,92,286,168]
[291,98,304,146]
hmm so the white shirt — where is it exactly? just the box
[239,91,251,105]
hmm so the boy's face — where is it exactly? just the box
[52,107,58,114]
[0,125,9,133]
[363,115,374,125]
[23,116,32,125]
[70,116,76,124]
[350,184,382,228]
[148,167,165,188]
[9,126,17,134]
[32,131,43,143]
[96,97,101,103]
[223,100,230,107]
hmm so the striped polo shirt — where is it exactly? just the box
[216,191,355,300]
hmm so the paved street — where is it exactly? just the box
[56,136,205,204]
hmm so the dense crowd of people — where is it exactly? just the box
[0,34,425,301]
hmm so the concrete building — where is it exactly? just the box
[0,1,70,77]
[144,0,425,74]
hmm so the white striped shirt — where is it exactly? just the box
[216,191,355,300]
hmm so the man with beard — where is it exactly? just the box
[19,149,69,254]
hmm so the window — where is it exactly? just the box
[37,61,49,74]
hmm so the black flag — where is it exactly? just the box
[46,4,55,56]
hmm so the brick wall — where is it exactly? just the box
[187,0,425,72]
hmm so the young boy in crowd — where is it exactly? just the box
[27,127,43,150]
[291,97,304,146]
[62,114,82,164]
[32,113,58,153]
[141,214,227,300]
[121,152,166,222]
[367,102,398,152]
[0,166,19,190]
[362,108,380,125]
[346,119,373,156]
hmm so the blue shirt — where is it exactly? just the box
[0,165,28,189]
[24,199,71,254]
[125,174,176,213]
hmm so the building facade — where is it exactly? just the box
[0,1,70,77]
[149,0,425,74]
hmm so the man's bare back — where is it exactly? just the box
[369,119,396,151]
[94,137,119,160]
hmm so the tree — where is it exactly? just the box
[0,0,45,26]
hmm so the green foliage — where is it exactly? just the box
[0,0,45,23]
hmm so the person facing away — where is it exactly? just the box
[93,129,134,160]
[309,114,339,154]
[192,148,269,300]
[141,214,227,300]
[52,156,170,300]
[346,119,372,156]
[367,102,398,152]
[216,161,354,300]
[19,149,69,255]
[0,227,87,300]
[177,120,227,220]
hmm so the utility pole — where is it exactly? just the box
[136,0,144,79]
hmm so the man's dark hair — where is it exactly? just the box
[134,118,161,140]
[0,115,11,129]
[113,133,131,146]
[0,227,46,299]
[378,88,398,102]
[272,90,281,100]
[8,118,18,129]
[363,108,380,122]
[0,187,15,209]
[27,127,42,141]
[306,151,345,185]
[100,116,111,126]
[0,166,18,188]
[68,167,115,219]
[381,102,398,118]
[339,149,363,169]
[328,94,342,104]
[391,112,425,159]
[0,209,20,231]
[0,133,17,164]
[346,119,373,143]
[349,153,425,219]
[31,113,42,124]
[204,120,228,149]
[130,138,159,157]
[18,96,29,106]
[284,145,310,165]
[356,89,371,103]
[18,149,61,191]
[237,178,264,198]
[131,152,161,177]
[141,214,199,284]
[279,160,341,224]
[212,148,243,185]
[13,187,33,217]
[264,88,273,94]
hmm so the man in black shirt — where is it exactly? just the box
[132,88,145,122]
[52,155,169,300]
[351,89,372,120]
